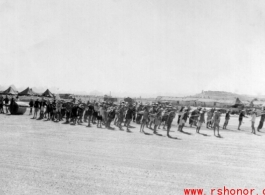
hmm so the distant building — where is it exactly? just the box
[59,94,74,99]
[104,95,117,102]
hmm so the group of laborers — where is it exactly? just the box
[1,95,265,136]
[0,95,19,114]
[27,98,178,136]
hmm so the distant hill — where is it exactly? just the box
[191,91,255,101]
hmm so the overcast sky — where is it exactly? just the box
[0,0,265,97]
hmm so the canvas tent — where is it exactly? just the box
[1,86,18,95]
[42,89,54,97]
[18,87,37,96]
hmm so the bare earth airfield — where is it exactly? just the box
[0,109,265,195]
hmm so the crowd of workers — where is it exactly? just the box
[1,95,265,137]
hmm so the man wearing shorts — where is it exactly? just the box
[196,109,206,133]
[223,110,231,130]
[251,109,257,134]
[238,110,247,130]
[213,111,221,136]
[178,108,189,132]
[140,106,149,133]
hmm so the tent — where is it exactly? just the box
[1,86,18,95]
[42,89,54,97]
[18,87,37,96]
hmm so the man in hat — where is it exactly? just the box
[238,109,247,130]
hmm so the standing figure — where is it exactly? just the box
[125,104,133,132]
[257,108,265,132]
[196,109,206,133]
[154,109,162,134]
[33,99,40,119]
[97,105,103,128]
[140,106,149,133]
[118,104,125,130]
[178,108,189,132]
[29,99,34,115]
[0,96,4,114]
[223,110,231,129]
[251,109,257,134]
[86,103,93,127]
[213,111,221,136]
[206,109,214,128]
[189,108,199,127]
[71,105,78,125]
[4,95,9,114]
[166,107,176,137]
[238,110,247,130]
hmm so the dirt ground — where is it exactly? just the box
[0,109,265,195]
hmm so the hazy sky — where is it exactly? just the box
[0,0,265,97]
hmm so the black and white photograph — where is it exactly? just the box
[0,0,265,194]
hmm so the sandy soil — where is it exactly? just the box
[0,110,265,195]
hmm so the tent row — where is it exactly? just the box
[0,86,55,98]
